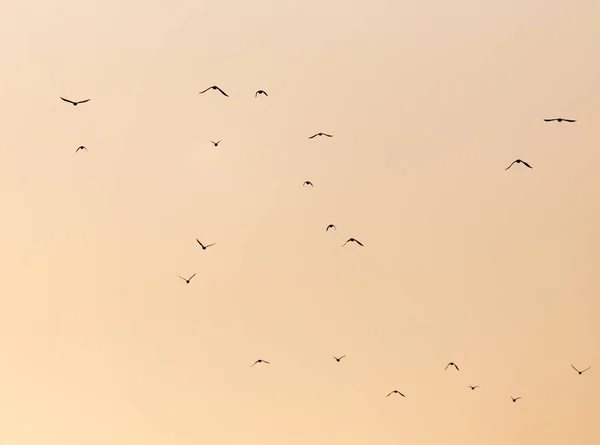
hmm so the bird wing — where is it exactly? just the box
[61,97,75,104]
[178,275,186,281]
[255,91,259,97]
[341,240,349,247]
[453,364,459,370]
[263,360,271,364]
[76,99,90,104]
[308,134,318,139]
[444,363,450,370]
[199,87,211,94]
[544,119,557,122]
[400,392,406,397]
[564,119,576,122]
[386,391,393,397]
[522,161,533,168]
[582,366,591,372]
[571,364,580,372]
[505,161,517,170]
[196,239,204,248]
[216,86,229,97]
[339,355,346,360]
[205,243,216,248]
[354,239,364,246]
[189,273,196,280]
[323,133,333,137]
[216,140,221,144]
[250,361,259,367]
[516,397,521,400]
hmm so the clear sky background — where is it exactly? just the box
[1,0,600,444]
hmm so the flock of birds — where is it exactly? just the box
[60,85,589,404]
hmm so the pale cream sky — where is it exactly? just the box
[1,0,600,444]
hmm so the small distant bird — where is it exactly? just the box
[303,181,314,187]
[505,159,533,170]
[309,132,333,139]
[386,390,406,397]
[196,239,215,250]
[326,224,336,232]
[211,140,222,146]
[468,386,480,390]
[178,273,196,284]
[544,118,576,123]
[75,145,87,153]
[199,85,229,97]
[255,90,268,97]
[342,238,363,247]
[571,364,591,375]
[333,355,346,362]
[445,362,460,371]
[510,396,521,403]
[251,359,270,367]
[61,97,90,106]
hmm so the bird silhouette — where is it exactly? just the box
[445,362,460,371]
[199,85,229,97]
[386,390,406,397]
[251,359,270,367]
[61,97,90,106]
[544,118,576,122]
[178,273,196,284]
[196,239,216,250]
[255,90,268,97]
[510,396,522,402]
[333,355,346,362]
[211,140,222,146]
[468,386,480,390]
[326,224,336,232]
[571,364,591,375]
[303,181,314,187]
[308,132,333,139]
[342,238,363,247]
[505,159,533,170]
[75,145,87,153]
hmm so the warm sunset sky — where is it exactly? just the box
[1,0,599,444]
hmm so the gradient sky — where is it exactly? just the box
[1,0,600,444]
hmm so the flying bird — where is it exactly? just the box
[571,364,591,375]
[178,273,196,284]
[333,355,346,362]
[308,132,333,139]
[326,224,336,232]
[196,239,215,250]
[505,159,533,170]
[61,97,90,106]
[303,181,314,187]
[255,90,268,97]
[544,118,576,122]
[199,85,229,97]
[386,390,406,397]
[341,238,363,247]
[211,140,222,146]
[75,145,87,153]
[445,362,460,371]
[468,386,480,390]
[510,396,522,403]
[251,359,270,367]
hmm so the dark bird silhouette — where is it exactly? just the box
[178,273,196,284]
[251,359,270,367]
[386,390,406,397]
[61,97,90,106]
[199,85,229,97]
[255,90,268,97]
[341,238,363,247]
[303,181,314,187]
[326,224,336,232]
[308,132,333,139]
[544,118,576,123]
[196,239,215,250]
[445,362,460,371]
[333,355,346,362]
[468,386,480,390]
[75,145,87,153]
[571,364,591,375]
[510,396,521,402]
[505,159,533,170]
[211,140,222,146]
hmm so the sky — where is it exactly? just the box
[1,0,600,444]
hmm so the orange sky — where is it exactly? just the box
[1,0,599,444]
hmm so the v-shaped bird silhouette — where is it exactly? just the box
[308,132,333,139]
[61,97,90,106]
[75,145,87,153]
[178,273,196,284]
[196,239,216,250]
[544,117,576,122]
[199,85,229,97]
[333,355,346,362]
[445,362,459,371]
[251,359,270,367]
[255,90,268,97]
[342,238,363,247]
[326,224,336,232]
[386,390,406,397]
[571,364,591,375]
[505,159,532,170]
